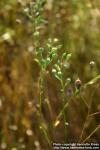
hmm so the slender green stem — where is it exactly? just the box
[63,110,67,141]
[39,69,44,114]
[61,80,67,141]
[40,126,52,148]
[54,89,79,123]
[39,70,52,148]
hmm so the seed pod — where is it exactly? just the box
[89,61,96,69]
[16,19,21,24]
[54,38,58,43]
[17,0,22,6]
[66,78,71,84]
[33,31,39,38]
[57,71,62,78]
[75,78,82,90]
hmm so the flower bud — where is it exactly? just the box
[89,61,96,69]
[52,69,56,73]
[16,19,21,24]
[33,31,39,37]
[58,71,62,77]
[75,78,82,90]
[66,78,71,83]
[54,38,58,43]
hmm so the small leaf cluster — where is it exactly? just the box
[34,38,61,70]
[52,52,72,88]
[23,0,47,42]
[23,0,46,27]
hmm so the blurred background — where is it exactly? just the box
[0,0,100,149]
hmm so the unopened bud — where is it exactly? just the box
[16,19,21,24]
[33,31,39,37]
[75,78,82,90]
[54,38,58,43]
[89,61,96,69]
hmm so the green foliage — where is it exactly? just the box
[0,0,100,149]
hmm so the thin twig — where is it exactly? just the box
[54,75,100,125]
[80,94,89,108]
[54,90,79,126]
[88,111,100,117]
[82,125,100,143]
[40,126,52,149]
[79,108,90,142]
[79,86,97,142]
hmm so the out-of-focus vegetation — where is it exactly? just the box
[0,0,100,149]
